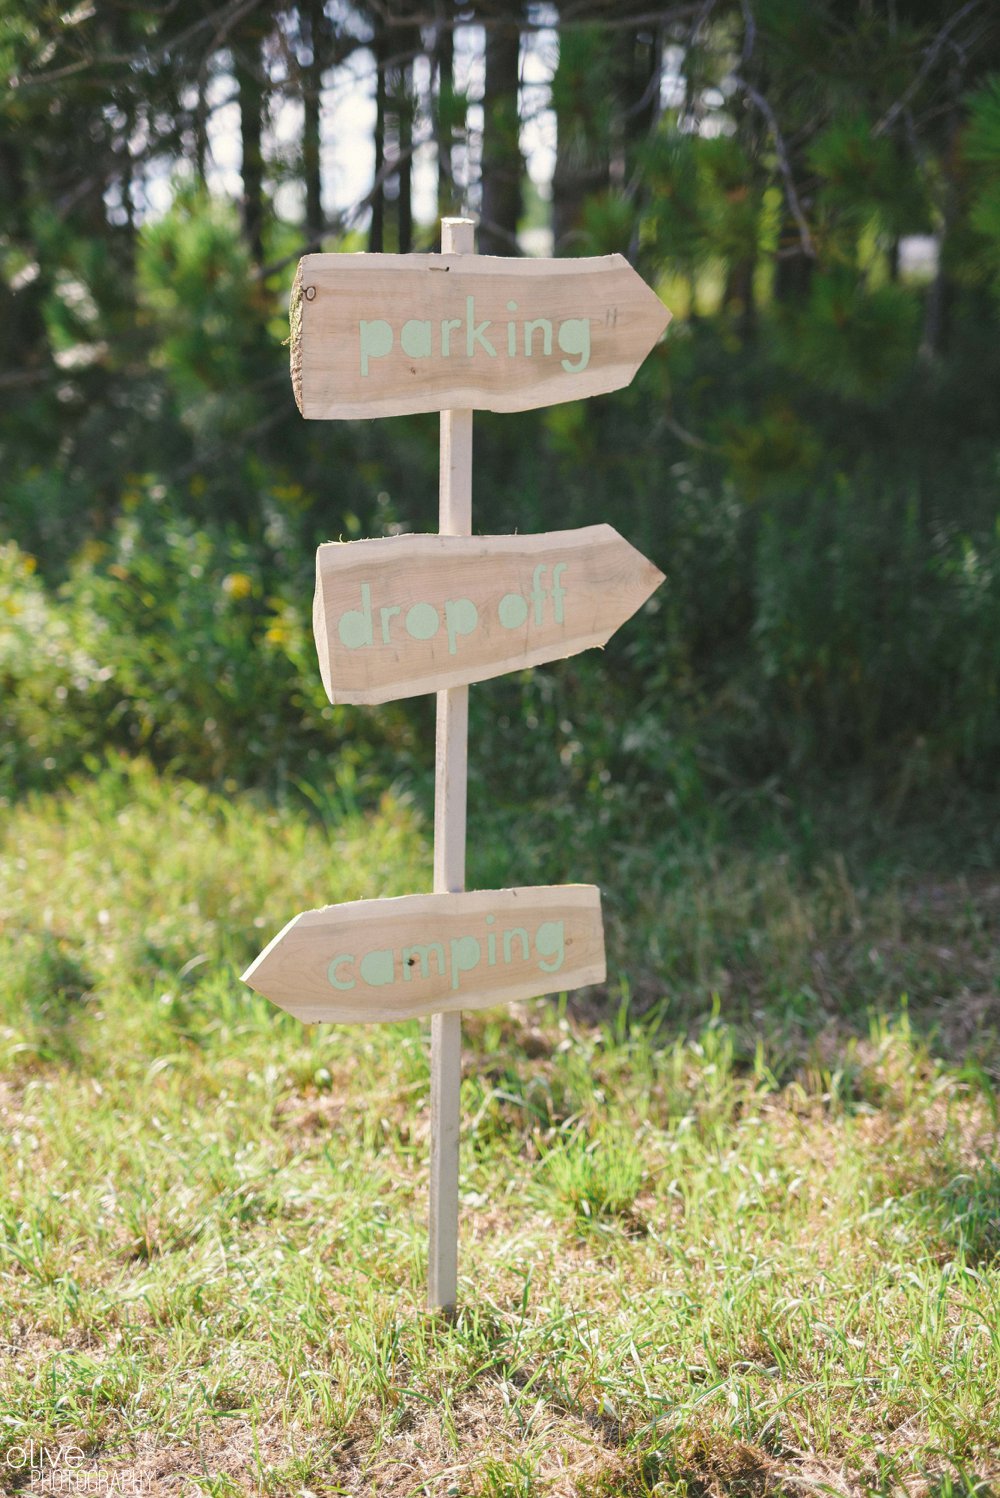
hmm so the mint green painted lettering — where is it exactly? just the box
[359,949,395,987]
[524,319,552,357]
[450,935,480,990]
[441,317,462,356]
[339,584,373,648]
[498,591,528,629]
[503,927,530,962]
[328,954,356,989]
[531,565,547,626]
[401,319,432,358]
[466,296,496,358]
[402,942,446,980]
[551,563,567,624]
[558,318,591,373]
[406,602,439,641]
[380,604,400,643]
[445,598,477,654]
[535,921,565,973]
[359,319,393,376]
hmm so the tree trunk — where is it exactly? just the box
[552,24,610,254]
[920,97,961,365]
[302,0,325,247]
[370,21,387,252]
[120,97,137,267]
[236,33,266,263]
[0,138,48,371]
[622,25,661,264]
[773,250,813,304]
[479,17,522,254]
[434,13,456,222]
[398,59,413,254]
[194,71,209,186]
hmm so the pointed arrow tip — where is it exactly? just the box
[620,257,672,341]
[617,530,666,605]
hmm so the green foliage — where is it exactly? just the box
[0,542,111,790]
[542,1128,645,1227]
[549,25,616,151]
[753,478,1000,771]
[137,187,274,447]
[724,406,824,499]
[698,135,763,269]
[964,74,1000,165]
[809,116,928,240]
[576,191,636,256]
[0,504,415,797]
[965,76,1000,301]
[66,502,300,782]
[773,270,921,400]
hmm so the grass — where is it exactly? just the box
[1,756,999,1496]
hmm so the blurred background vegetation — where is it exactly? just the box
[2,0,999,876]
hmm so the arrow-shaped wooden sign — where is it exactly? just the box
[291,252,671,419]
[243,885,605,1024]
[312,524,664,704]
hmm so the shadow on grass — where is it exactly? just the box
[0,925,95,1064]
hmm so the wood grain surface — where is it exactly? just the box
[291,253,671,418]
[312,524,665,703]
[242,885,606,1024]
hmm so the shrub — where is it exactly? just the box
[0,541,113,792]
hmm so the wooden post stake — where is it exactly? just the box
[428,216,475,1313]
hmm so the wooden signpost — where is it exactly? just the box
[245,218,670,1313]
[312,525,665,704]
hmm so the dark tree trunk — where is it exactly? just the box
[301,0,325,247]
[370,21,388,251]
[194,71,209,185]
[552,25,610,254]
[434,13,456,222]
[723,19,762,335]
[773,250,813,304]
[371,20,418,253]
[921,97,961,365]
[479,17,522,254]
[236,35,266,263]
[622,25,661,264]
[887,235,900,283]
[398,59,413,254]
[623,26,660,148]
[921,220,955,365]
[0,138,48,372]
[119,97,137,264]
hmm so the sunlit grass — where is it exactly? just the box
[1,759,998,1495]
